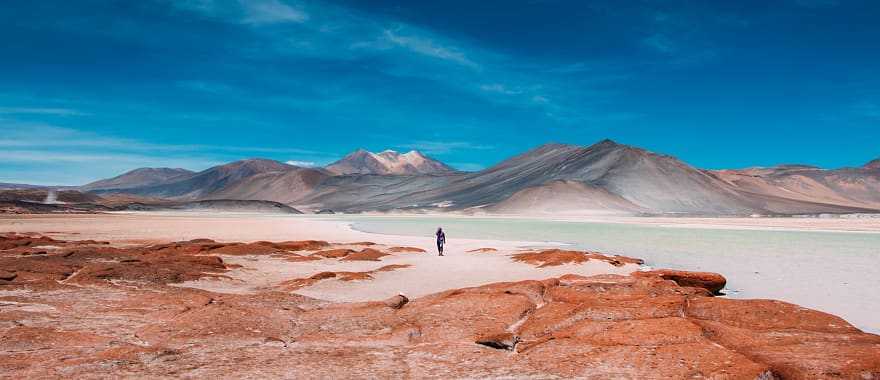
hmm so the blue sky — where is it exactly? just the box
[1,0,878,185]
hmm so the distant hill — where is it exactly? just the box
[0,183,47,190]
[325,149,455,175]
[82,167,193,191]
[96,159,298,200]
[116,199,302,214]
[710,163,880,212]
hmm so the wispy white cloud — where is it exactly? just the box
[285,160,317,167]
[176,80,237,95]
[638,6,746,67]
[642,34,676,54]
[0,149,223,186]
[793,0,839,8]
[0,149,211,165]
[0,107,86,116]
[381,29,479,69]
[479,83,522,95]
[0,123,316,155]
[398,141,492,155]
[0,122,331,184]
[241,0,308,25]
[853,101,880,120]
[170,0,308,25]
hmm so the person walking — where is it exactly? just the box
[436,227,446,256]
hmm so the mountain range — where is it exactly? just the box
[77,141,880,216]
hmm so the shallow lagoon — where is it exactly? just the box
[346,216,880,333]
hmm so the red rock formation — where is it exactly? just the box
[208,242,282,255]
[373,264,411,272]
[274,240,331,251]
[341,248,389,261]
[634,269,727,294]
[513,249,644,267]
[279,264,412,291]
[0,233,229,286]
[311,248,356,258]
[283,253,321,262]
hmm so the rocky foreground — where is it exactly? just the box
[1,233,878,379]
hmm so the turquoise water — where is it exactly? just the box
[340,216,880,333]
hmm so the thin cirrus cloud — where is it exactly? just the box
[380,29,480,69]
[13,123,318,154]
[241,0,309,25]
[852,101,879,120]
[0,107,87,116]
[172,0,308,25]
[642,34,677,54]
[0,123,319,160]
[397,141,493,155]
[0,122,331,184]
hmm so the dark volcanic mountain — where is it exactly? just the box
[325,149,455,175]
[78,141,880,216]
[82,167,194,191]
[865,158,880,170]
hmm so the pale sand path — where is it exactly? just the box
[0,212,637,302]
[183,250,635,302]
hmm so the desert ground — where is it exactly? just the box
[2,212,879,378]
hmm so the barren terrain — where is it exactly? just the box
[1,214,879,378]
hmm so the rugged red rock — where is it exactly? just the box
[373,264,411,272]
[283,253,322,262]
[512,248,644,267]
[279,265,412,291]
[311,248,356,258]
[634,269,727,294]
[273,240,331,251]
[2,234,878,378]
[0,233,230,286]
[208,242,282,255]
[340,248,389,261]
